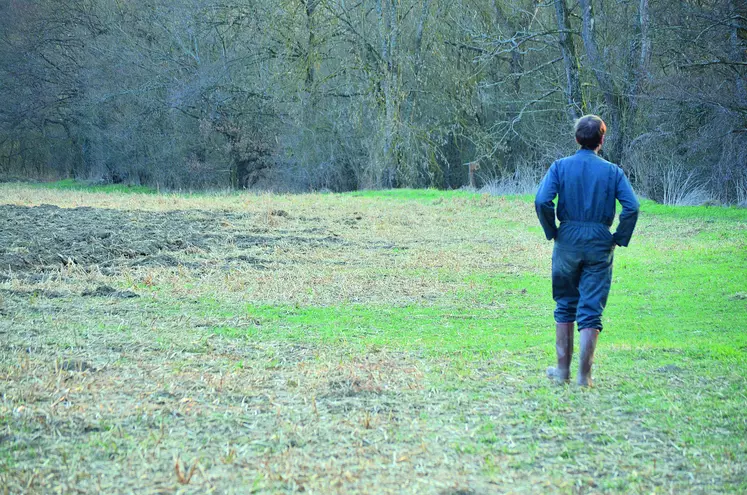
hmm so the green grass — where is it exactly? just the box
[640,198,747,220]
[34,178,157,194]
[345,187,480,202]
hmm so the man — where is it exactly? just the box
[535,115,639,387]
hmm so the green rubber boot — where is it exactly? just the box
[577,328,600,387]
[547,322,574,383]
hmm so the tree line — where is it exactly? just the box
[1,0,745,204]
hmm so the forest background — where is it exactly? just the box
[1,0,745,204]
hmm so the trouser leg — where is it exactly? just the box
[576,249,613,331]
[552,246,581,324]
[549,246,581,383]
[576,249,613,387]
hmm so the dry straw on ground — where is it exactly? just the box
[0,185,744,493]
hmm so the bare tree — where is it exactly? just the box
[0,0,744,201]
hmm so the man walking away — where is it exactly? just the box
[535,115,639,387]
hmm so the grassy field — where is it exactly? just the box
[0,183,745,494]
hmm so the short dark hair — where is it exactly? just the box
[575,115,607,149]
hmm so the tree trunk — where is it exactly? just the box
[630,0,651,114]
[304,0,317,93]
[377,0,397,187]
[554,0,583,121]
[407,0,430,123]
[731,0,747,107]
[494,2,528,172]
[579,0,623,163]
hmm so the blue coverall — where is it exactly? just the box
[535,149,640,331]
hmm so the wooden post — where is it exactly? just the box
[464,161,480,188]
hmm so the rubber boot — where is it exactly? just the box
[577,328,600,387]
[546,322,574,383]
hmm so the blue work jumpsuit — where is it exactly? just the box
[535,149,639,331]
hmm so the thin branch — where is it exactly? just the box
[679,59,747,68]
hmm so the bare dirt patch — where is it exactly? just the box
[0,204,355,284]
[0,204,209,272]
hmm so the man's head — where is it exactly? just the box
[575,115,607,150]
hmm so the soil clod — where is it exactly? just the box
[58,359,96,372]
[655,364,684,374]
[82,285,139,298]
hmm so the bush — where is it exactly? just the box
[659,164,713,206]
[478,162,541,196]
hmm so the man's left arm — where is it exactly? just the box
[535,163,559,241]
[612,169,640,247]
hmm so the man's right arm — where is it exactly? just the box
[612,169,639,247]
[535,163,559,241]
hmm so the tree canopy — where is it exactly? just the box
[1,0,745,203]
